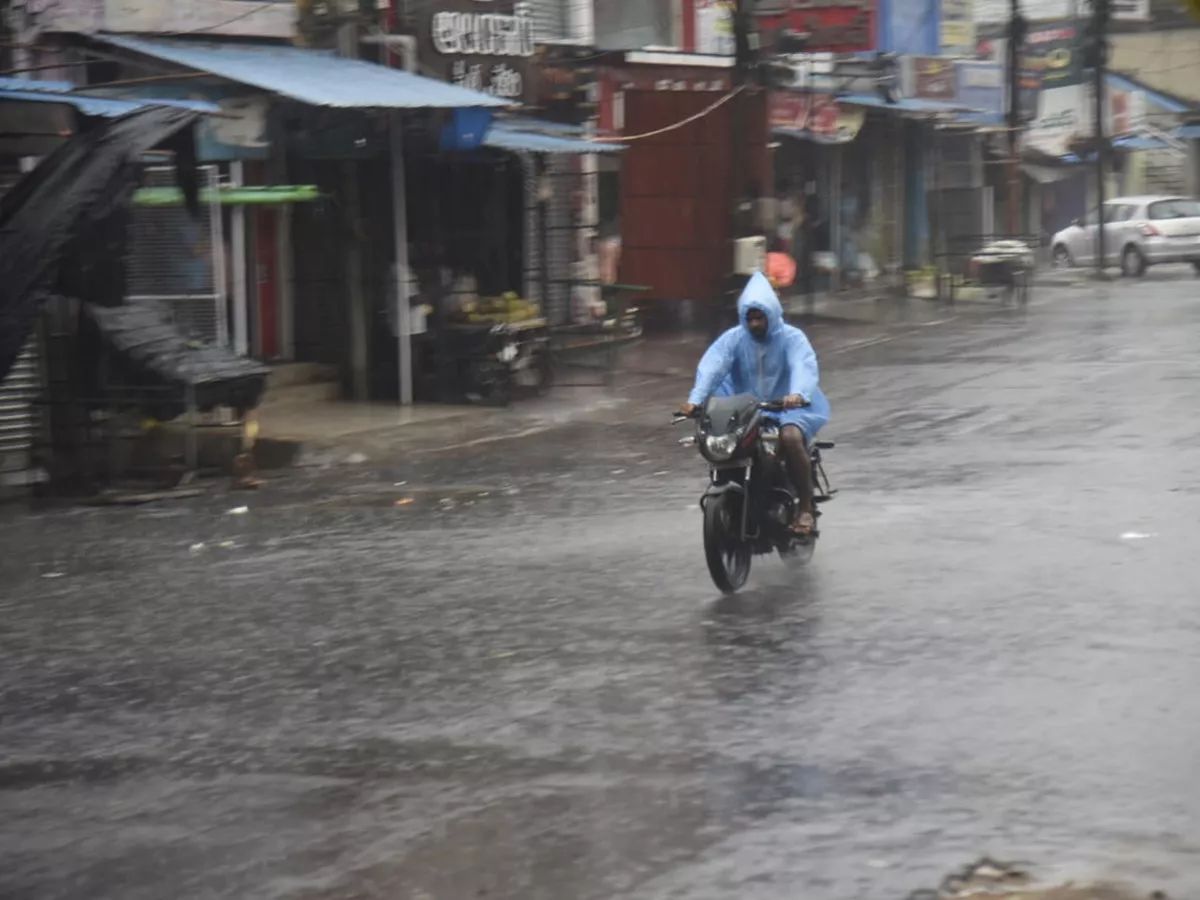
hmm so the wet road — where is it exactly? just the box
[4,273,1200,899]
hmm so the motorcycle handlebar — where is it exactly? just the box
[672,398,809,423]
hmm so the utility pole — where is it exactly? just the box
[1089,0,1111,275]
[1004,0,1027,237]
[722,0,755,338]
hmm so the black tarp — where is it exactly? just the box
[79,299,268,420]
[0,106,200,383]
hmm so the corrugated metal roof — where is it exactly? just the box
[96,35,507,109]
[0,77,219,116]
[0,76,77,94]
[485,121,626,154]
[0,87,146,118]
[839,93,969,115]
[1178,124,1200,139]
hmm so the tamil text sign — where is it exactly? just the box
[419,0,534,102]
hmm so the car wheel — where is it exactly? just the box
[1052,245,1072,268]
[1121,244,1146,278]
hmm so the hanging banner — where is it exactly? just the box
[768,92,866,143]
[418,0,535,103]
[753,0,877,54]
[940,0,975,54]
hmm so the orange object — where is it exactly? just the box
[766,252,796,289]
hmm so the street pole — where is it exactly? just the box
[1091,0,1110,276]
[722,0,754,338]
[1005,0,1026,238]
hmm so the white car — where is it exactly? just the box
[1050,195,1200,277]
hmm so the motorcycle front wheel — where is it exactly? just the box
[703,493,752,594]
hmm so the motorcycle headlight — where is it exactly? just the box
[704,434,738,461]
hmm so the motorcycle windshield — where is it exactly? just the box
[704,393,759,436]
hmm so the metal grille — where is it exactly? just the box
[0,334,41,480]
[126,165,227,346]
[544,155,579,326]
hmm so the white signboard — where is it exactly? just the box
[1111,0,1150,20]
[1024,84,1092,158]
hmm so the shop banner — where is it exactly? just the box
[768,93,866,143]
[1022,19,1089,157]
[418,0,535,103]
[940,0,975,55]
[695,0,736,55]
[911,56,958,101]
[954,60,1004,115]
[753,0,876,54]
[1024,19,1083,90]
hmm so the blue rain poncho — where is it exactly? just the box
[687,272,830,440]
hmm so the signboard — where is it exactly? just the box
[1021,19,1087,156]
[101,0,293,38]
[1108,88,1146,136]
[768,92,866,143]
[1111,0,1150,21]
[695,0,736,55]
[955,59,1004,115]
[418,0,535,103]
[1023,20,1082,89]
[940,0,975,54]
[754,0,876,54]
[911,56,958,101]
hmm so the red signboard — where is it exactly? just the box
[754,0,876,54]
[768,92,865,143]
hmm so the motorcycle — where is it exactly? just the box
[674,393,836,594]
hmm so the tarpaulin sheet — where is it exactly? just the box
[0,106,200,384]
[79,299,269,420]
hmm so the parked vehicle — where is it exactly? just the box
[674,394,836,594]
[1050,195,1200,277]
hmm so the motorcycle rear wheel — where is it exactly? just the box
[703,494,752,594]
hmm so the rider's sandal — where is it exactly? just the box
[792,512,815,536]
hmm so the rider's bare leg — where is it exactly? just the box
[779,424,814,533]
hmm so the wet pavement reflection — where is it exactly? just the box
[4,274,1200,899]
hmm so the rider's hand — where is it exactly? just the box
[782,394,806,410]
[680,402,697,417]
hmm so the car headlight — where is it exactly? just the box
[704,434,738,460]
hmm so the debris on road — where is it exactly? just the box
[904,859,1165,900]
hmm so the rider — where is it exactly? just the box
[681,271,830,536]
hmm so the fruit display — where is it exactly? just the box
[457,291,542,325]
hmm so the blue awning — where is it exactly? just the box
[0,86,218,118]
[1178,124,1200,139]
[1112,134,1171,151]
[837,93,971,115]
[95,35,506,109]
[485,121,626,154]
